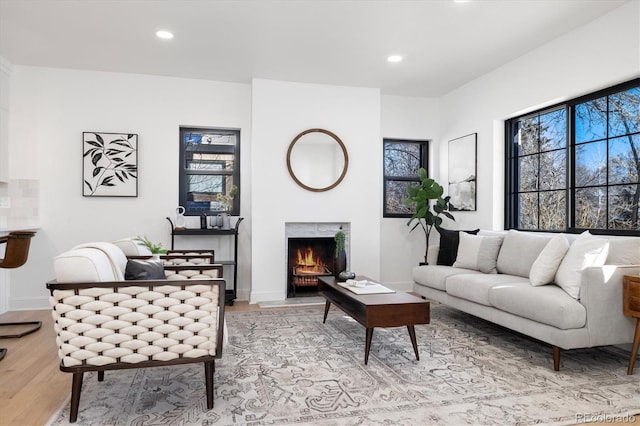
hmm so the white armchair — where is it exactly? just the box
[47,242,225,422]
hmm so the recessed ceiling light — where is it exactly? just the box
[156,30,174,40]
[387,55,403,63]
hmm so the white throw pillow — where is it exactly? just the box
[554,231,609,299]
[529,234,570,287]
[453,232,503,274]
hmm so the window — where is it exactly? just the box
[383,139,429,217]
[506,79,639,234]
[179,127,240,216]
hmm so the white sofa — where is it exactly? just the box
[413,229,640,370]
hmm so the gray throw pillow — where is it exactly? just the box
[436,227,480,266]
[125,259,166,280]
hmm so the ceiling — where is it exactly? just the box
[0,0,630,97]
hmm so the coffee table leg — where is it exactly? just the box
[322,301,331,324]
[365,327,374,365]
[407,325,420,361]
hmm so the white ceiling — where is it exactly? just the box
[0,0,630,97]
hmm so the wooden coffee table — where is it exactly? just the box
[318,275,430,364]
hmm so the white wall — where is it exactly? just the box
[439,0,640,232]
[8,66,252,309]
[250,79,381,302]
[380,95,440,287]
[4,1,637,309]
[0,56,10,182]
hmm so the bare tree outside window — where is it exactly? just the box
[383,139,428,217]
[506,79,639,234]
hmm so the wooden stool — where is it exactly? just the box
[623,275,640,375]
[0,231,40,361]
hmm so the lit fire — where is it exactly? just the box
[295,247,329,275]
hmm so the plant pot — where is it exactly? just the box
[334,250,347,278]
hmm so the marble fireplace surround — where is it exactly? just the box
[285,222,350,294]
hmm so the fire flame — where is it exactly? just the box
[295,247,328,274]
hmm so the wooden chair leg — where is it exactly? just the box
[98,371,104,382]
[553,346,560,371]
[204,360,215,409]
[70,372,84,423]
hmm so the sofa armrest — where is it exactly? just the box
[580,265,640,346]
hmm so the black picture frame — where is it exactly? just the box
[448,133,477,211]
[83,132,138,197]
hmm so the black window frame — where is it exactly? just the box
[179,126,240,216]
[505,78,640,236]
[383,138,429,218]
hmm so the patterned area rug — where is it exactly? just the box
[47,305,640,425]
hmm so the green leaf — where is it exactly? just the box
[95,134,105,145]
[85,140,101,148]
[443,211,455,221]
[92,166,103,177]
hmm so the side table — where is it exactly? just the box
[622,275,640,375]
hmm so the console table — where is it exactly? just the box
[166,217,243,305]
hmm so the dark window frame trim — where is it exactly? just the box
[179,126,241,217]
[383,138,429,218]
[505,78,640,236]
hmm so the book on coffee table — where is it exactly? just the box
[337,279,395,295]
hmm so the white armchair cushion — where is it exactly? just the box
[54,248,118,282]
[72,242,128,280]
[113,237,153,256]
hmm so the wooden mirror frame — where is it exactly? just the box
[286,128,349,192]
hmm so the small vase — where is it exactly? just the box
[221,212,231,230]
[334,250,347,278]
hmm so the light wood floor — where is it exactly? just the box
[0,303,633,426]
[0,302,260,426]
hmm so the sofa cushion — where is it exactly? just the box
[453,232,503,273]
[413,265,483,291]
[606,238,640,265]
[496,230,552,278]
[446,273,529,306]
[436,227,480,266]
[529,234,570,286]
[555,231,609,299]
[489,282,587,330]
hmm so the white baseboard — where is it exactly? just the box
[9,296,50,311]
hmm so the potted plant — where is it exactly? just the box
[134,236,168,255]
[403,168,454,265]
[333,229,347,277]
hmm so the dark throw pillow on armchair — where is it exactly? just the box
[125,259,167,280]
[436,228,480,266]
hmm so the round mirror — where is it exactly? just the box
[286,128,349,192]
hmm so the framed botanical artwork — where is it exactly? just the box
[448,133,477,211]
[83,132,138,197]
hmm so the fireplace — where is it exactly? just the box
[287,237,335,297]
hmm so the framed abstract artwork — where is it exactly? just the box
[83,132,138,197]
[448,133,477,211]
